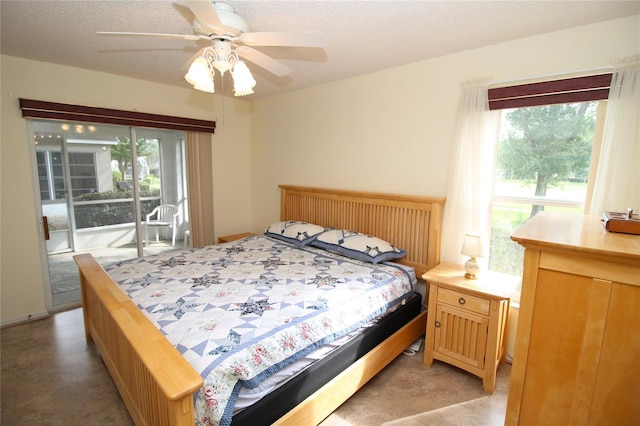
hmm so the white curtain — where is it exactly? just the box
[441,81,501,264]
[588,57,640,215]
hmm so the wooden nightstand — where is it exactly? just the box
[423,262,519,393]
[217,232,256,244]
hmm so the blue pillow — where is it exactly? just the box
[311,229,406,264]
[264,220,326,246]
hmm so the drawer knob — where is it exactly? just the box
[458,297,466,305]
[435,321,441,328]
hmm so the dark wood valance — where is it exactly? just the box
[19,99,215,133]
[488,73,612,110]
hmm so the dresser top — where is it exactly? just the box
[511,212,640,262]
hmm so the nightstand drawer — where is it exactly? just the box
[437,287,490,316]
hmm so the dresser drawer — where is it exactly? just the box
[437,287,490,316]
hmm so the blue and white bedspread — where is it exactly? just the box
[104,235,416,426]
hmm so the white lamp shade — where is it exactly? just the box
[185,57,214,93]
[461,233,488,258]
[231,61,256,96]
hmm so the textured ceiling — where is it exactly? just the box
[1,1,638,99]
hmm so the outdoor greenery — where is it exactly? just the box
[497,102,596,216]
[72,137,162,229]
[110,136,156,184]
[489,102,596,277]
[488,191,585,276]
[489,213,525,276]
[73,189,160,229]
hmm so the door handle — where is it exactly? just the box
[43,216,50,240]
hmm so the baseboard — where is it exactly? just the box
[1,310,50,328]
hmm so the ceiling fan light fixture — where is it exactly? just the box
[231,60,256,96]
[211,59,233,76]
[185,56,215,93]
[100,0,328,98]
[208,41,235,75]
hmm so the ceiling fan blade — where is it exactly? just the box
[97,31,207,41]
[183,0,225,33]
[235,46,292,77]
[239,32,327,48]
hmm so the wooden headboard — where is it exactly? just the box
[279,185,445,278]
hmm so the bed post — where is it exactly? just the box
[78,266,93,344]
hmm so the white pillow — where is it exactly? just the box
[264,220,326,246]
[311,229,406,263]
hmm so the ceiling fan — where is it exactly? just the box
[97,0,327,96]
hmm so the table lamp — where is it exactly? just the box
[461,233,488,279]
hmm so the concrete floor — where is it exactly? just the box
[1,308,510,425]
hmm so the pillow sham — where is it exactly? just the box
[264,220,326,246]
[311,229,406,264]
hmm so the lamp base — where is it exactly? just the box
[464,257,480,279]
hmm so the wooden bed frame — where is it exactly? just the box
[74,185,444,425]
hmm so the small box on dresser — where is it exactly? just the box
[422,262,519,393]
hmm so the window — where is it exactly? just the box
[36,149,97,200]
[489,101,606,278]
[68,152,98,196]
[22,99,216,247]
[487,75,611,288]
[37,150,64,201]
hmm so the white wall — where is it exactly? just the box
[250,15,640,232]
[0,56,253,324]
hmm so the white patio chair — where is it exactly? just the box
[145,204,178,247]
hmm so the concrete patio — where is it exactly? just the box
[48,241,184,307]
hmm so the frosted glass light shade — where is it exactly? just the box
[185,57,214,93]
[231,61,256,96]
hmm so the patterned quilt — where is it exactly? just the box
[104,235,416,426]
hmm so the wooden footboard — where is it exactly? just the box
[74,254,203,426]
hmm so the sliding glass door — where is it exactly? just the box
[32,119,188,308]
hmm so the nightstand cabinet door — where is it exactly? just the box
[433,301,489,370]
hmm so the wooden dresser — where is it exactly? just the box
[506,212,640,425]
